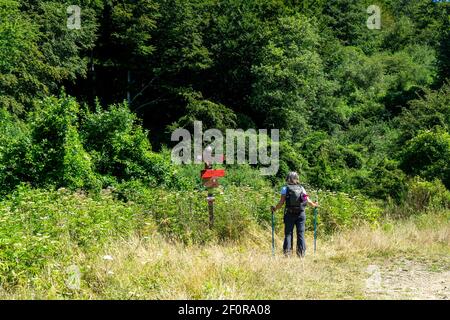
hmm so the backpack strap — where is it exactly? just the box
[285,185,293,208]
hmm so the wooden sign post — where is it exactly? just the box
[201,168,225,228]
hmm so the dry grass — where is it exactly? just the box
[2,212,449,300]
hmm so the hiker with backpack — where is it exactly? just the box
[271,172,318,257]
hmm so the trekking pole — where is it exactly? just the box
[271,209,275,256]
[313,194,318,254]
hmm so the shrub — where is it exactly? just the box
[80,101,186,189]
[0,108,30,195]
[0,181,387,287]
[221,164,272,190]
[400,129,450,188]
[0,185,147,286]
[1,95,189,193]
[277,141,308,181]
[364,158,408,202]
[0,95,100,193]
[311,190,383,235]
[113,181,275,243]
[114,180,385,242]
[112,180,213,244]
[400,177,450,216]
[168,90,237,132]
[29,95,100,190]
[397,81,450,144]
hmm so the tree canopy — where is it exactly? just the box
[0,0,449,201]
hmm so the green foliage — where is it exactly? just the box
[0,108,30,194]
[168,90,237,132]
[251,14,329,135]
[0,94,187,193]
[386,177,450,218]
[0,0,46,113]
[123,0,212,120]
[323,0,383,52]
[0,185,145,286]
[0,0,442,205]
[29,95,99,190]
[402,178,450,214]
[112,182,385,243]
[380,44,437,111]
[1,0,450,298]
[0,0,450,259]
[221,164,272,190]
[398,82,450,143]
[0,179,445,289]
[112,181,274,244]
[27,0,98,82]
[80,101,183,188]
[312,191,383,234]
[0,0,97,113]
[202,0,274,111]
[327,46,388,122]
[0,95,99,193]
[400,129,450,188]
[151,0,212,75]
[363,158,408,202]
[277,141,308,180]
[108,0,158,61]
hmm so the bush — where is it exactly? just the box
[0,95,100,193]
[0,181,388,287]
[29,95,100,190]
[168,90,237,132]
[397,82,450,144]
[400,129,450,188]
[221,164,272,190]
[112,180,213,244]
[0,108,30,195]
[113,181,275,244]
[364,158,408,202]
[311,190,383,235]
[1,95,188,193]
[114,180,385,243]
[277,141,308,181]
[390,177,450,217]
[81,101,186,189]
[0,185,147,286]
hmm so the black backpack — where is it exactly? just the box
[285,184,307,213]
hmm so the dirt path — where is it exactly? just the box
[365,258,450,300]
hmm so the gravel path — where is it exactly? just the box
[365,258,450,300]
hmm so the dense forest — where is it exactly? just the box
[0,0,449,298]
[1,0,449,200]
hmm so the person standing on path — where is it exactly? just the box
[271,172,318,257]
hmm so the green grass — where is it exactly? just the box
[0,186,448,299]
